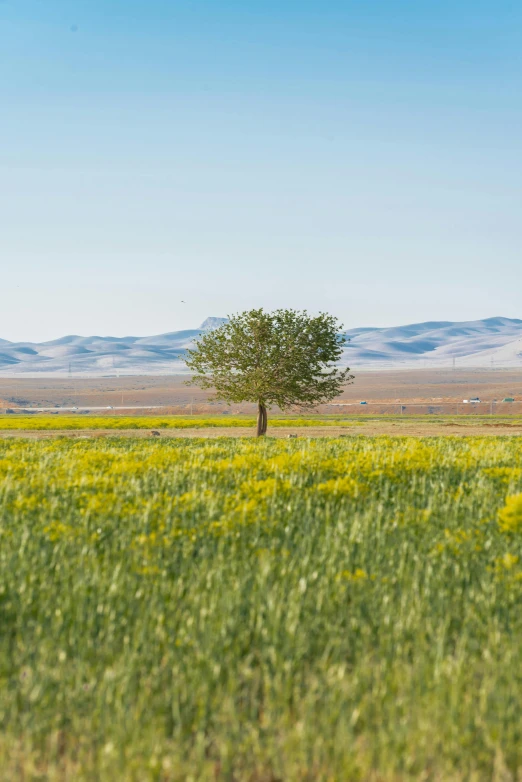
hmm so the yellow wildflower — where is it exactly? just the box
[498,494,522,533]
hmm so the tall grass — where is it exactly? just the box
[1,436,522,779]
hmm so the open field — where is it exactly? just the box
[1,414,522,438]
[1,368,521,413]
[2,435,522,779]
[0,415,361,430]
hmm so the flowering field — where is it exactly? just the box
[1,436,522,780]
[0,415,359,430]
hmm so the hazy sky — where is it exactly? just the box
[1,0,521,341]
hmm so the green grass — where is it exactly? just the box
[1,436,522,779]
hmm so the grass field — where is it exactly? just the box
[1,413,521,432]
[0,415,363,430]
[2,436,522,779]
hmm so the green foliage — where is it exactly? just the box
[1,436,522,778]
[185,309,354,411]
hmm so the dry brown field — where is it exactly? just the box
[1,368,521,414]
[2,421,522,439]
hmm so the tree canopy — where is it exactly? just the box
[185,309,354,435]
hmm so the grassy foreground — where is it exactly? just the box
[1,436,522,780]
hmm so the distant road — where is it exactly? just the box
[6,402,519,413]
[8,406,168,412]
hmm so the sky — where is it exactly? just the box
[1,0,521,342]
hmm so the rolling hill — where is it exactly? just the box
[0,317,521,375]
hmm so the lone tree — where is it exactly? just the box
[185,309,354,436]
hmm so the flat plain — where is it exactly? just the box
[1,368,521,412]
[2,415,522,439]
[1,368,522,440]
[2,369,522,779]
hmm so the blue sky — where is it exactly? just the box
[1,0,521,341]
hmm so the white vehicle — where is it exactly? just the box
[107,406,113,409]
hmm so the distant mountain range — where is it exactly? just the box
[343,317,522,369]
[1,316,521,375]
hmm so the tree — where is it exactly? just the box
[185,309,354,436]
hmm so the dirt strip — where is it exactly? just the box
[2,423,522,439]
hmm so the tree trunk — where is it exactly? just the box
[261,403,267,435]
[256,402,267,436]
